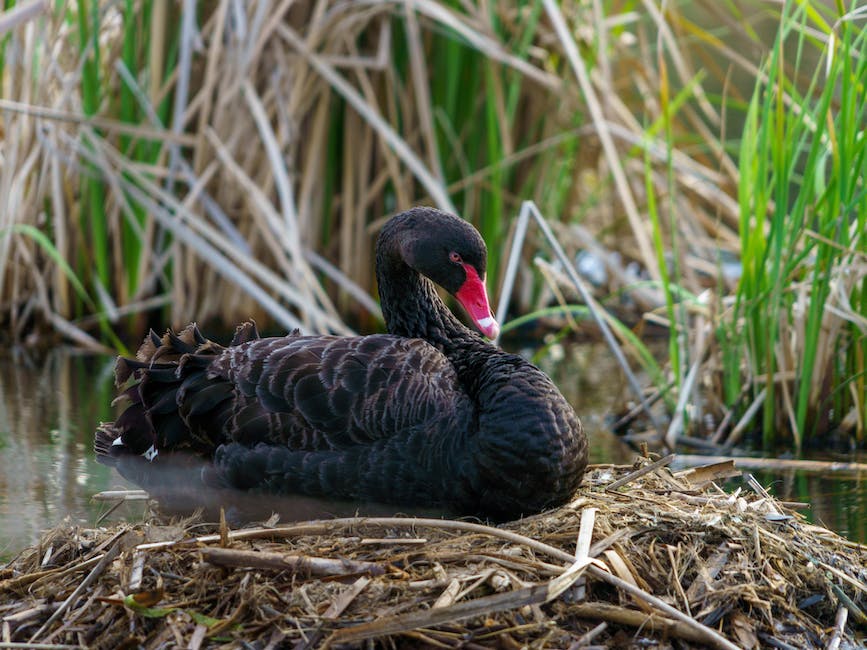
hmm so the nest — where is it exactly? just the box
[1,457,865,649]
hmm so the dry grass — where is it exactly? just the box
[1,457,865,648]
[0,0,759,345]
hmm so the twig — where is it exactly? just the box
[611,380,674,431]
[710,383,751,444]
[569,601,728,647]
[324,554,595,647]
[674,455,867,475]
[494,204,532,337]
[575,508,597,560]
[0,555,104,592]
[571,507,597,601]
[665,325,710,448]
[296,577,370,650]
[828,579,867,615]
[673,460,741,489]
[825,605,847,650]
[29,540,123,642]
[200,547,387,577]
[432,579,462,609]
[92,490,150,501]
[567,621,607,649]
[0,0,45,35]
[744,474,782,516]
[756,634,802,650]
[0,98,196,145]
[0,641,84,650]
[721,387,766,449]
[605,455,675,492]
[127,550,146,592]
[136,517,596,556]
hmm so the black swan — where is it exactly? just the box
[95,207,588,521]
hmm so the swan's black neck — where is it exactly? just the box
[377,258,479,347]
[376,232,495,391]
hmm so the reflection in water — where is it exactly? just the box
[0,352,137,557]
[0,346,865,559]
[753,469,867,546]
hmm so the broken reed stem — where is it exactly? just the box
[0,554,104,592]
[584,567,740,650]
[605,454,675,492]
[28,539,122,642]
[519,201,664,435]
[300,576,371,650]
[722,387,767,448]
[200,547,387,577]
[325,554,595,647]
[0,641,81,650]
[0,98,198,145]
[575,507,596,559]
[0,0,45,35]
[569,602,722,646]
[825,606,847,650]
[674,454,867,474]
[570,620,608,647]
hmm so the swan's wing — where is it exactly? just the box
[99,326,471,469]
[211,334,470,450]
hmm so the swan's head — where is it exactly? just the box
[385,208,501,339]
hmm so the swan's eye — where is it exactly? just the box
[449,251,462,264]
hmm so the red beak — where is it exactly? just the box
[454,264,500,339]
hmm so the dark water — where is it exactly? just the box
[1,345,865,558]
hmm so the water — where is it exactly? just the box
[1,346,865,559]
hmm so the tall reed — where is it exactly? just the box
[719,2,867,448]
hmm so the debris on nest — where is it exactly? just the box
[1,456,865,649]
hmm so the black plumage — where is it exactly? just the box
[95,207,588,521]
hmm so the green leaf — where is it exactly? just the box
[2,224,93,308]
[122,594,176,618]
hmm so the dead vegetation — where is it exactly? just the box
[0,0,751,343]
[2,457,865,649]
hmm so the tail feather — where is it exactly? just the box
[230,321,260,346]
[94,423,121,463]
[95,321,264,469]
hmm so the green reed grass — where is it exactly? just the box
[723,1,867,448]
[75,0,109,296]
[118,0,144,300]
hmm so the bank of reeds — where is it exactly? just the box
[0,1,741,336]
[0,1,864,448]
[634,1,867,451]
[723,3,867,449]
